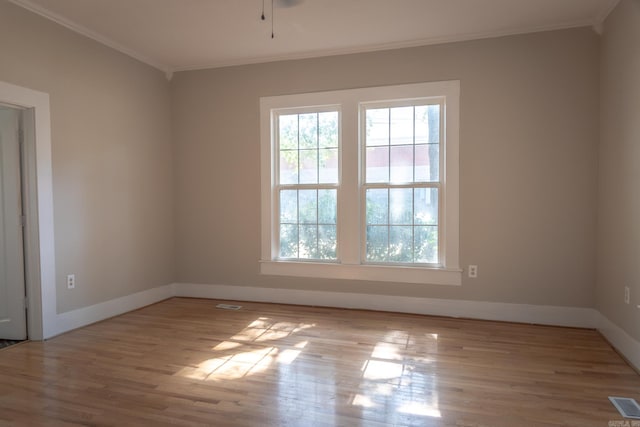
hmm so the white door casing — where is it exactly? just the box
[0,106,27,340]
[0,80,54,341]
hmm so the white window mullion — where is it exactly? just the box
[339,101,360,265]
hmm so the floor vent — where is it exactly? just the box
[609,396,640,419]
[216,304,242,310]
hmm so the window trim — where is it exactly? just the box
[260,81,461,286]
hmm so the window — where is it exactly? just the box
[276,109,339,260]
[260,81,460,285]
[363,103,441,264]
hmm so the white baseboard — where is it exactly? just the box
[596,312,640,372]
[46,284,174,339]
[173,283,599,328]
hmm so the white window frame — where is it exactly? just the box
[360,98,445,266]
[260,81,461,285]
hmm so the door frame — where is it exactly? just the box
[0,105,28,339]
[0,81,55,341]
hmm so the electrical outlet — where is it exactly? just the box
[468,265,478,278]
[67,274,75,290]
[624,286,630,304]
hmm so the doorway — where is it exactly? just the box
[0,80,54,342]
[0,104,27,341]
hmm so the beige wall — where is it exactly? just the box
[598,0,640,341]
[171,28,599,307]
[0,1,175,313]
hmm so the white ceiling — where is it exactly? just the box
[9,0,619,75]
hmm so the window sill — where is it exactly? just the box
[260,260,462,286]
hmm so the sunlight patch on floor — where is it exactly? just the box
[176,317,315,381]
[180,346,278,381]
[398,402,441,418]
[277,341,308,365]
[352,330,441,420]
[212,341,242,351]
[371,341,403,360]
[363,360,404,380]
[352,394,375,408]
[176,317,442,420]
[177,356,232,380]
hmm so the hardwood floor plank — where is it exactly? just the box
[0,297,638,426]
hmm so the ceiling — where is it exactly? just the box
[9,0,619,75]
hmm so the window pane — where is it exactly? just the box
[390,106,413,146]
[299,113,317,149]
[415,226,438,263]
[279,114,298,150]
[318,148,338,184]
[390,188,412,225]
[299,225,318,259]
[278,188,337,261]
[279,150,298,184]
[428,105,440,145]
[318,225,337,259]
[366,108,389,147]
[366,226,388,262]
[319,112,338,148]
[389,226,413,262]
[365,188,439,264]
[366,189,388,225]
[299,149,318,184]
[280,190,297,223]
[415,144,439,182]
[366,146,389,183]
[318,189,337,224]
[414,106,428,145]
[390,145,413,183]
[415,188,438,225]
[279,224,298,258]
[298,190,317,224]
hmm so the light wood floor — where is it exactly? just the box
[0,298,638,426]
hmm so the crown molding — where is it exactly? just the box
[595,0,622,25]
[173,20,595,72]
[7,0,172,75]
